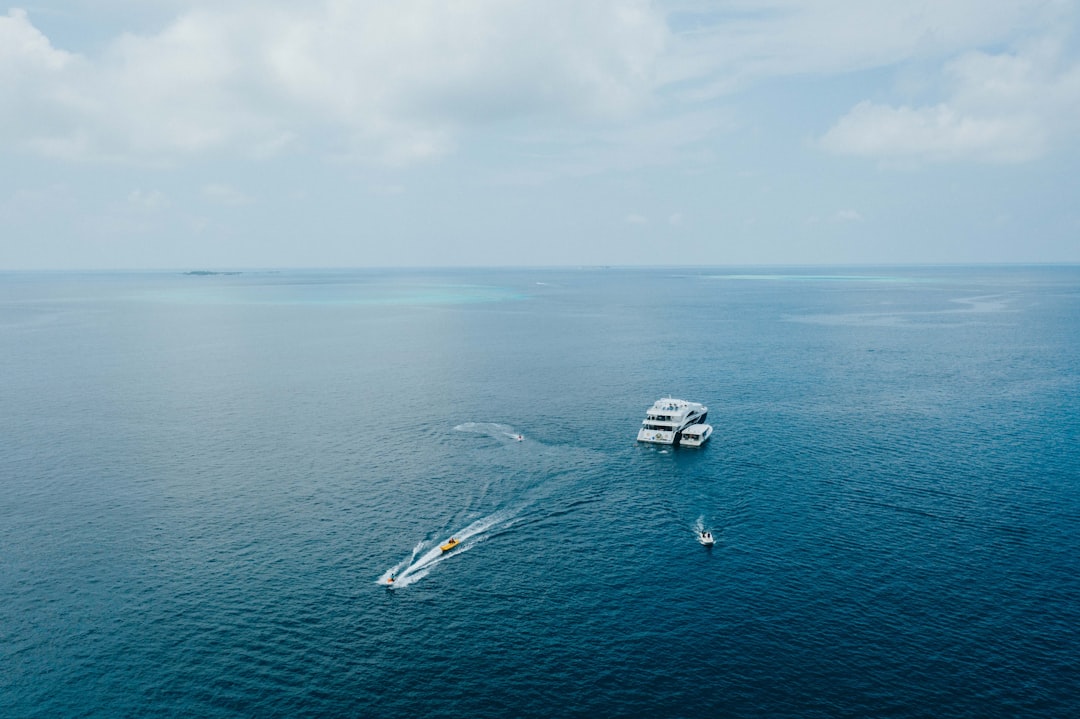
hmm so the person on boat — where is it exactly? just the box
[388,575,395,584]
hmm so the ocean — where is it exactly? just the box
[2,266,1078,718]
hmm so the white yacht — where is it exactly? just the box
[679,423,713,447]
[636,398,708,445]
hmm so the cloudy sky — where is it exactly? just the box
[2,0,1078,269]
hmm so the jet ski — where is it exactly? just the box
[440,538,459,552]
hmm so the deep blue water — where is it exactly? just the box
[2,266,1078,718]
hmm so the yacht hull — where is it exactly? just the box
[637,429,676,444]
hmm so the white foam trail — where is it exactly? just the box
[376,539,426,587]
[453,422,522,443]
[382,509,518,589]
[694,516,716,545]
[454,421,513,435]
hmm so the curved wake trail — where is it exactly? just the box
[379,422,606,589]
[694,515,715,545]
[453,422,525,443]
[380,509,518,589]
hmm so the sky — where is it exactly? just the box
[1,0,1078,269]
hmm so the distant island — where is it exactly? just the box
[183,270,243,276]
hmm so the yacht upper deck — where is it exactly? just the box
[644,398,706,423]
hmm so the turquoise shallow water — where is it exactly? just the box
[2,267,1078,717]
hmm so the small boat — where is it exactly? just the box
[680,423,713,447]
[700,531,715,546]
[440,538,459,552]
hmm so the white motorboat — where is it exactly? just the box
[636,398,708,445]
[699,531,715,546]
[679,423,713,447]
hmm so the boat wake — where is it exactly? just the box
[379,509,518,589]
[453,422,525,443]
[694,515,715,546]
[378,423,605,589]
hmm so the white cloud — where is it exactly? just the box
[2,0,1077,170]
[0,1,668,164]
[0,9,70,76]
[128,189,169,211]
[834,209,862,223]
[0,183,71,221]
[0,10,83,150]
[203,183,253,205]
[369,184,406,196]
[820,35,1080,164]
[494,106,732,184]
[665,1,1080,165]
[820,102,1046,164]
[662,0,1066,95]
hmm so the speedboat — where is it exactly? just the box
[700,531,715,546]
[440,538,459,552]
[636,398,708,445]
[680,423,713,447]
